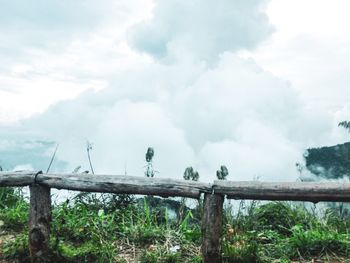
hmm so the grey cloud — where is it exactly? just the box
[128,0,273,61]
[0,1,96,29]
[0,0,99,51]
[2,52,335,181]
[0,139,67,171]
[0,0,142,66]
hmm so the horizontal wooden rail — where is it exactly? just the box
[0,171,211,198]
[0,171,38,186]
[214,180,350,202]
[2,171,350,202]
[37,173,211,198]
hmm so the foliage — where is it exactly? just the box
[222,234,260,263]
[139,248,181,263]
[289,225,350,258]
[302,122,350,179]
[0,188,28,232]
[1,232,29,260]
[222,201,350,262]
[252,202,313,236]
[1,189,350,262]
[145,147,155,163]
[145,147,156,177]
[339,121,350,132]
[0,187,24,209]
[183,167,199,181]
[216,165,229,180]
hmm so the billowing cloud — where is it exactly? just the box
[3,51,339,182]
[128,0,273,61]
[0,0,349,184]
[0,0,152,122]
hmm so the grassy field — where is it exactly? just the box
[0,187,350,262]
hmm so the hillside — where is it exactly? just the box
[305,142,350,179]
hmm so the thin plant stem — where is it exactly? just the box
[87,141,95,175]
[46,143,59,173]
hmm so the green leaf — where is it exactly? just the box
[98,209,104,217]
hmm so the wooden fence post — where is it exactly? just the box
[201,193,224,263]
[29,184,51,262]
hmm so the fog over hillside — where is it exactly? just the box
[1,0,350,182]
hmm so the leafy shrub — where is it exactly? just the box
[0,190,28,232]
[0,187,24,209]
[252,202,312,236]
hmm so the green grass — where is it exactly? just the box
[0,187,29,232]
[1,188,350,262]
[223,201,350,262]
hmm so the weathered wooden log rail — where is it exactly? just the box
[1,171,350,263]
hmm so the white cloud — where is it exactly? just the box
[1,0,349,183]
[0,75,106,123]
[245,0,350,111]
[128,0,273,62]
[4,51,336,182]
[0,0,153,123]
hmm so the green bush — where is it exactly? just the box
[252,202,313,236]
[222,233,260,263]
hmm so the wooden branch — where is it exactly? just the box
[214,181,350,202]
[202,193,224,263]
[29,184,51,262]
[0,171,38,186]
[36,173,212,198]
[1,171,350,202]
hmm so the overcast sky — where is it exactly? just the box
[0,0,349,182]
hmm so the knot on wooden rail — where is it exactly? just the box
[33,171,43,184]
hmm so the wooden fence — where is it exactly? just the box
[1,170,350,263]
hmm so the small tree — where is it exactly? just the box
[216,165,229,180]
[145,147,155,177]
[183,166,199,181]
[179,166,200,225]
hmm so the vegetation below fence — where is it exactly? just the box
[0,187,350,263]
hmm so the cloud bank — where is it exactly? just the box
[1,0,348,183]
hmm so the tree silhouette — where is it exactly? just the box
[216,165,229,180]
[339,121,350,132]
[145,147,155,177]
[183,166,199,181]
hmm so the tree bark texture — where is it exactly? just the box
[202,193,224,263]
[29,184,51,262]
[214,180,350,202]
